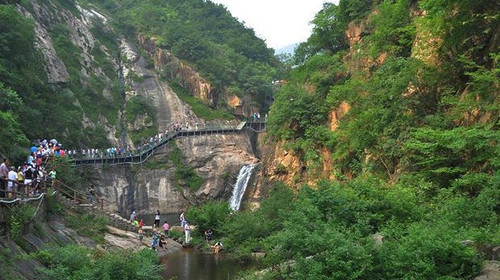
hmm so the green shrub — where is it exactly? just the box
[35,246,162,280]
[9,204,36,240]
[66,212,109,243]
[169,228,184,241]
[186,201,232,238]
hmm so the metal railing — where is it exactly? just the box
[0,177,48,201]
[71,121,266,166]
[0,177,109,212]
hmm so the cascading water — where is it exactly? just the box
[229,164,257,211]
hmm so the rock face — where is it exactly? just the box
[17,1,262,214]
[83,132,259,217]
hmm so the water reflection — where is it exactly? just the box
[162,249,251,280]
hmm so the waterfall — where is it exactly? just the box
[229,164,257,211]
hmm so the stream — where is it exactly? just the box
[161,249,253,280]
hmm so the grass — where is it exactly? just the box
[170,82,233,121]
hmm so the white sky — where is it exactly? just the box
[210,0,338,49]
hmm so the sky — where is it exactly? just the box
[210,0,338,50]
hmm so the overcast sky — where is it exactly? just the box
[210,0,338,49]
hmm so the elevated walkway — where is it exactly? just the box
[72,121,266,166]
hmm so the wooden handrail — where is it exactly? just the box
[51,179,113,211]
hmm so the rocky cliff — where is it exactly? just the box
[18,1,262,215]
[82,132,259,217]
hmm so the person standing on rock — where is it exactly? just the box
[154,210,161,228]
[159,234,167,250]
[130,210,137,222]
[184,221,191,244]
[162,220,169,237]
[151,230,159,251]
[180,211,186,228]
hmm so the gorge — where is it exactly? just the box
[0,0,498,279]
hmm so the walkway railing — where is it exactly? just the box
[50,179,113,211]
[0,178,48,201]
[0,178,108,211]
[71,120,266,166]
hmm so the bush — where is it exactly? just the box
[186,201,232,238]
[66,212,109,243]
[378,223,481,279]
[35,246,162,280]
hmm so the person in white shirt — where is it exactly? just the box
[7,166,18,198]
[184,221,191,243]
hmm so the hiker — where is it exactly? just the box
[0,158,9,197]
[162,220,169,236]
[138,227,144,243]
[7,166,17,198]
[154,210,161,228]
[88,185,96,204]
[17,166,24,192]
[47,166,56,185]
[130,210,137,222]
[132,219,139,227]
[151,230,159,250]
[24,164,34,195]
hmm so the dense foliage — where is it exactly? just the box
[33,246,162,280]
[0,0,279,162]
[187,177,498,279]
[225,0,498,278]
[269,0,499,191]
[84,0,278,110]
[0,2,121,162]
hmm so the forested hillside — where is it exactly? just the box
[268,0,499,192]
[1,0,499,279]
[86,0,278,108]
[183,0,499,279]
[0,0,277,163]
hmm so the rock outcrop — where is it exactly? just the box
[83,131,259,217]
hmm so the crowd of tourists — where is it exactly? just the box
[129,209,222,253]
[70,122,195,160]
[0,138,62,198]
[127,209,224,253]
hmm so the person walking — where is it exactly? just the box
[138,227,144,243]
[47,166,56,185]
[88,185,96,204]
